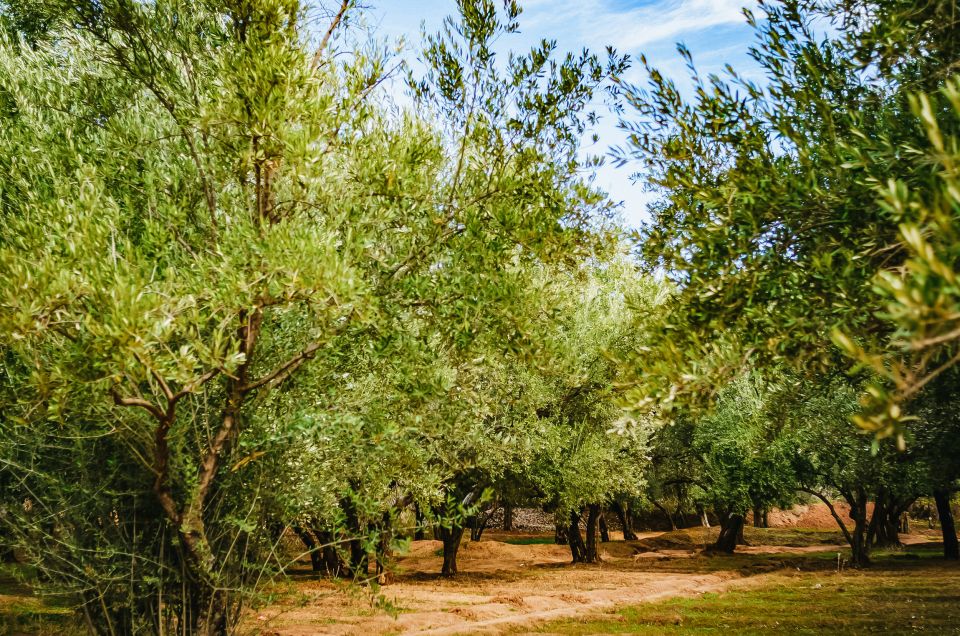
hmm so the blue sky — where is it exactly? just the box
[364,0,764,227]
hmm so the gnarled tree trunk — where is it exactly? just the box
[311,528,345,576]
[713,512,744,554]
[292,525,322,572]
[568,509,586,563]
[934,489,959,560]
[584,504,603,563]
[439,524,465,576]
[651,498,676,531]
[340,496,367,580]
[847,491,871,567]
[697,504,710,528]
[598,510,610,543]
[612,501,638,540]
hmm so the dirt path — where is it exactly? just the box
[251,529,942,635]
[252,534,782,636]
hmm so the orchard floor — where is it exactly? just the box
[3,527,958,635]
[247,527,959,636]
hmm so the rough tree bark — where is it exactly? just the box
[503,504,514,531]
[439,524,466,576]
[375,511,393,585]
[292,526,322,572]
[713,512,744,554]
[845,490,871,567]
[439,490,478,576]
[340,496,368,579]
[555,520,569,545]
[311,527,345,576]
[752,505,768,528]
[568,509,586,563]
[598,511,610,543]
[697,504,710,528]
[612,501,638,540]
[584,504,603,563]
[869,492,910,549]
[934,489,959,560]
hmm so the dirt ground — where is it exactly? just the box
[755,501,876,529]
[248,527,863,636]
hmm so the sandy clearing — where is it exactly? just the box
[250,529,938,636]
[249,533,800,636]
[254,567,748,636]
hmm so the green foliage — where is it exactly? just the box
[0,0,636,631]
[613,0,960,440]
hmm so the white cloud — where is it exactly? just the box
[370,0,762,228]
[520,0,751,52]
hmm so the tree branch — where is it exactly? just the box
[800,486,854,547]
[170,367,222,404]
[312,0,350,70]
[240,341,324,393]
[111,389,165,422]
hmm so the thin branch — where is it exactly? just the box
[240,341,324,393]
[800,486,854,546]
[111,390,166,422]
[170,367,222,404]
[910,322,960,351]
[901,347,960,400]
[312,0,350,70]
[134,352,174,402]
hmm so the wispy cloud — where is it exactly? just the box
[519,0,752,52]
[372,0,762,227]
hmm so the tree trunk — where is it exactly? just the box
[867,490,907,550]
[292,526,322,572]
[340,497,367,579]
[899,513,910,534]
[598,511,610,543]
[372,510,398,585]
[568,509,586,563]
[201,589,229,636]
[414,503,426,541]
[848,493,871,567]
[311,528,344,576]
[612,501,638,540]
[554,520,569,545]
[674,501,687,528]
[503,504,514,531]
[469,505,494,541]
[713,512,744,554]
[752,506,768,528]
[439,524,465,576]
[696,504,710,528]
[651,499,676,531]
[584,504,603,563]
[934,489,959,560]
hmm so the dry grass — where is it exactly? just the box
[524,547,960,635]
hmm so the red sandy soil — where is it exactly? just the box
[754,502,876,529]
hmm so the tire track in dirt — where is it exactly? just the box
[408,571,766,635]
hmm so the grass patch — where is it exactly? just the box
[502,536,556,545]
[635,526,846,552]
[528,552,960,635]
[0,568,83,636]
